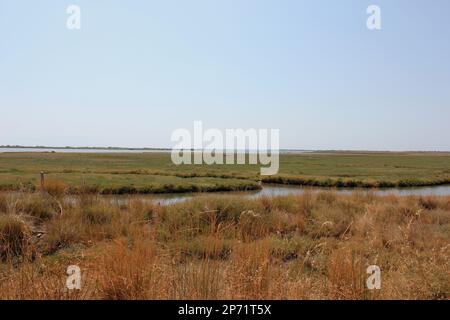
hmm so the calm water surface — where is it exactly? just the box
[105,184,450,206]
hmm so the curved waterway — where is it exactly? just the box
[106,184,450,206]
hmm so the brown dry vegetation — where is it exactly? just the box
[0,190,449,300]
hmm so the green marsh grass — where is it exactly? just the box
[1,152,450,193]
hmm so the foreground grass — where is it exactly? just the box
[0,190,448,299]
[1,152,450,193]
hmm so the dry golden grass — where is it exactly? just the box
[0,190,448,300]
[42,179,68,197]
[0,215,31,259]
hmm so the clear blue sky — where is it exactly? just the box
[1,0,449,150]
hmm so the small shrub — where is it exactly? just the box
[43,179,68,197]
[0,215,30,258]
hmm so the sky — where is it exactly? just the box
[1,0,449,151]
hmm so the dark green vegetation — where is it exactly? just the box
[1,152,450,194]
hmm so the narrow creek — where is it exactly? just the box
[103,184,450,206]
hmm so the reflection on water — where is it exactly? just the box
[256,185,450,197]
[107,184,450,206]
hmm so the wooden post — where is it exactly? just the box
[40,171,45,190]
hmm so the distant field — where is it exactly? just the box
[1,152,450,193]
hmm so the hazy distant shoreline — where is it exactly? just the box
[0,145,171,151]
[0,146,448,154]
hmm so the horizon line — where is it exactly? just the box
[1,145,450,153]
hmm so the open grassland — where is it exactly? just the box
[1,152,450,194]
[0,190,449,299]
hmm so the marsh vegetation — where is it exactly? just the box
[0,189,448,299]
[1,152,450,194]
